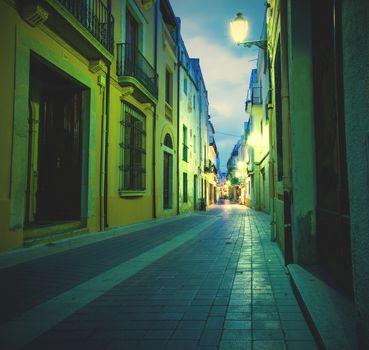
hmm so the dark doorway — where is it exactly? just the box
[312,0,353,297]
[26,54,86,224]
[163,151,172,209]
[194,175,198,210]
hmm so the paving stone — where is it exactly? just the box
[172,327,203,340]
[221,329,252,341]
[225,312,251,321]
[252,320,281,330]
[144,329,174,339]
[182,312,209,320]
[219,340,252,350]
[205,316,225,329]
[224,320,252,330]
[253,329,285,341]
[286,340,319,350]
[283,329,315,341]
[209,306,228,316]
[253,340,287,350]
[106,340,138,350]
[199,329,222,346]
[135,340,168,349]
[165,339,198,350]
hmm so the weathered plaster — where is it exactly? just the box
[341,0,369,346]
[287,0,317,264]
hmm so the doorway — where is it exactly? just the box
[163,133,173,210]
[26,54,86,225]
[194,175,198,210]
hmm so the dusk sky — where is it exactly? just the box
[170,0,266,172]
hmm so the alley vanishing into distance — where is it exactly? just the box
[0,203,317,350]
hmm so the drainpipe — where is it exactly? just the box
[152,0,158,219]
[280,0,293,265]
[176,19,181,215]
[103,0,112,229]
[199,93,202,203]
[99,86,106,232]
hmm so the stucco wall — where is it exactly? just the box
[341,0,369,347]
[287,0,317,264]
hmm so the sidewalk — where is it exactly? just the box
[0,204,318,349]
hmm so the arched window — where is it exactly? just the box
[164,133,173,149]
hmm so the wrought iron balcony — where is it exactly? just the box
[205,160,217,174]
[57,0,114,53]
[245,86,263,111]
[20,0,114,60]
[117,43,158,102]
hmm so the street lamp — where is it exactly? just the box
[230,12,267,50]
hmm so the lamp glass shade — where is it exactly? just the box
[230,13,248,44]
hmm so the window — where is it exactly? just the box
[163,133,173,209]
[183,172,188,203]
[184,78,188,95]
[183,125,188,162]
[193,135,196,153]
[120,103,146,192]
[165,67,173,105]
[193,95,196,110]
[126,9,139,47]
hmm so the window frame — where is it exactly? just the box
[165,67,173,106]
[119,102,147,196]
[183,172,188,203]
[182,124,188,162]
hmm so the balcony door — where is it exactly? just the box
[125,9,139,76]
[126,9,139,47]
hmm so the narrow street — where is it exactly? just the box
[0,203,317,350]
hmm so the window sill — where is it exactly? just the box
[119,191,145,198]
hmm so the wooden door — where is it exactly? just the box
[163,152,172,209]
[36,89,82,221]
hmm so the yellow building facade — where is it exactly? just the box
[0,0,115,251]
[0,0,182,252]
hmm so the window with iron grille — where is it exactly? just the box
[183,172,188,203]
[120,103,146,193]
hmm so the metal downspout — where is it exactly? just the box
[280,0,293,264]
[99,86,105,232]
[176,19,180,215]
[103,0,112,229]
[152,0,158,219]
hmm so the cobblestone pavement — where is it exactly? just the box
[0,203,318,349]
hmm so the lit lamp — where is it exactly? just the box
[230,12,267,49]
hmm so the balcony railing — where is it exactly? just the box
[205,160,217,174]
[117,43,158,99]
[251,86,262,104]
[57,0,114,53]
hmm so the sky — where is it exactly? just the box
[170,0,266,172]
